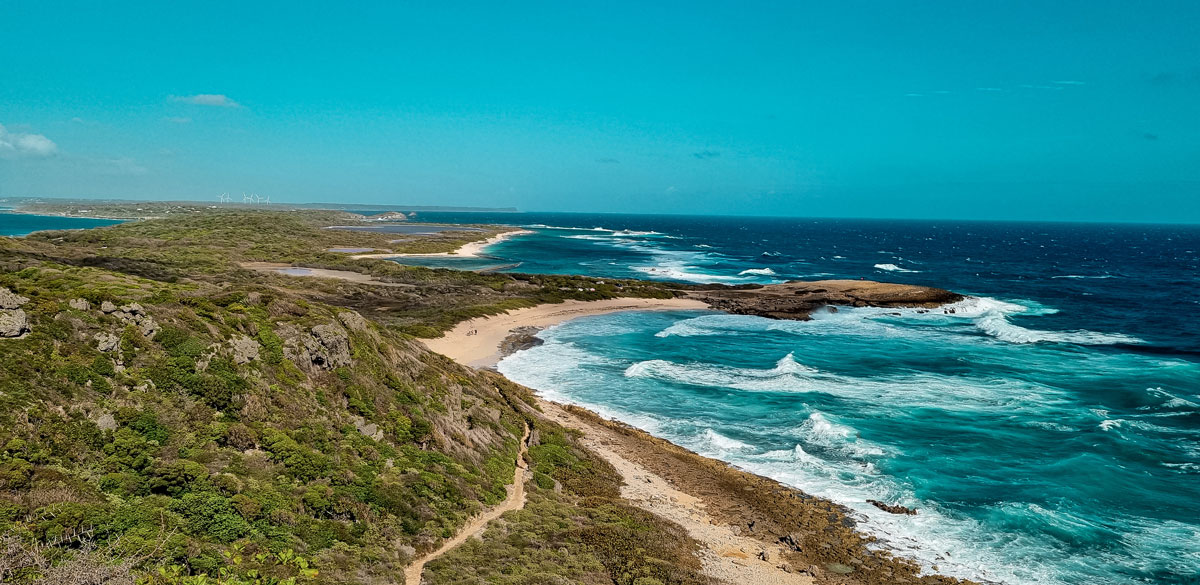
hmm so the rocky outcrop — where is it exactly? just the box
[337,310,368,332]
[686,280,963,321]
[0,288,31,338]
[0,309,30,338]
[284,323,353,371]
[228,334,260,365]
[68,298,91,311]
[94,332,120,352]
[498,326,545,359]
[108,302,160,338]
[868,499,918,515]
[0,287,30,310]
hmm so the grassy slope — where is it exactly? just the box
[0,210,709,585]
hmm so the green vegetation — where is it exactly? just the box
[0,205,701,584]
[425,426,713,585]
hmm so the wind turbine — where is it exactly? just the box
[242,192,252,204]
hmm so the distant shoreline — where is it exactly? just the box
[350,228,535,260]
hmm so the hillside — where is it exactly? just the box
[0,208,970,585]
[0,211,712,584]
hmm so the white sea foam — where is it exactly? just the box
[700,428,755,452]
[874,263,920,272]
[974,313,1143,345]
[738,267,777,276]
[522,224,611,231]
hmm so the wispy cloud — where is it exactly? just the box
[171,94,241,108]
[1053,80,1086,86]
[692,150,720,160]
[0,123,58,158]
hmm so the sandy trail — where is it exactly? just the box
[540,401,812,585]
[421,297,711,368]
[403,424,530,585]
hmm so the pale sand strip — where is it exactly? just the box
[419,298,812,585]
[540,402,814,585]
[351,229,534,260]
[421,297,711,368]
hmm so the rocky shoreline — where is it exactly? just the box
[684,279,963,320]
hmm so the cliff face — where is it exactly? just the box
[686,280,963,320]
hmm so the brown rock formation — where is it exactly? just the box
[686,280,963,320]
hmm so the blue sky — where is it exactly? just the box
[2,1,1199,222]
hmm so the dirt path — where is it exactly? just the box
[240,262,414,287]
[403,424,531,585]
[539,402,814,585]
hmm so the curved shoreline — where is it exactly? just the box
[420,297,974,585]
[421,297,710,368]
[350,228,534,260]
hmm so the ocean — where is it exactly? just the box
[0,211,125,236]
[392,212,1200,585]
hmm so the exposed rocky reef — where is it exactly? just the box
[686,279,963,320]
[498,326,545,359]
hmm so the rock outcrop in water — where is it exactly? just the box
[686,279,963,320]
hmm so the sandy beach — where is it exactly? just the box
[350,228,534,260]
[416,298,943,585]
[421,297,710,368]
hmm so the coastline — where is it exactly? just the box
[350,228,534,260]
[422,298,972,585]
[421,296,710,368]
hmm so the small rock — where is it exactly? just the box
[229,334,260,364]
[868,499,918,515]
[0,287,29,310]
[0,309,30,338]
[100,301,118,314]
[120,303,145,316]
[136,315,159,338]
[337,310,368,331]
[94,332,120,352]
[69,298,91,311]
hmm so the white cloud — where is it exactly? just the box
[171,94,241,108]
[0,123,58,158]
[1053,80,1086,86]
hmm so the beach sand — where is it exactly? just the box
[350,228,534,260]
[418,298,965,585]
[421,297,710,368]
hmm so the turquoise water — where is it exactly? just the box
[398,213,1200,585]
[499,307,1199,585]
[0,211,124,236]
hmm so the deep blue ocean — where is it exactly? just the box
[0,211,124,236]
[390,212,1199,585]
